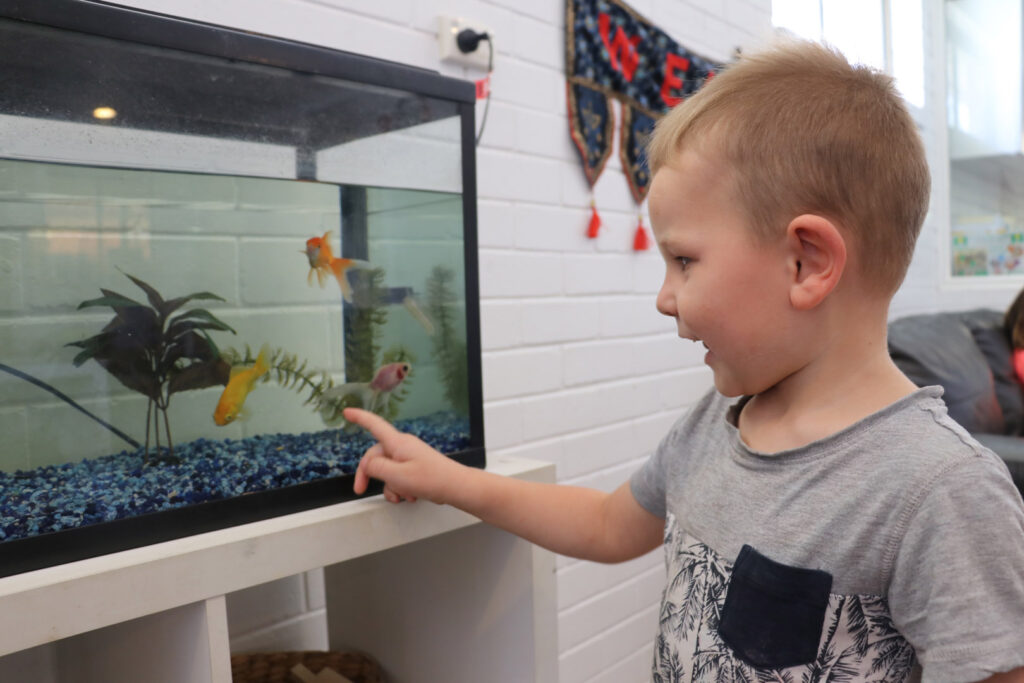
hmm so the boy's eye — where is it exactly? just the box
[675,256,693,270]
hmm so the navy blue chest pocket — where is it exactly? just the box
[717,545,833,669]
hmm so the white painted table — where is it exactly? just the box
[0,457,557,683]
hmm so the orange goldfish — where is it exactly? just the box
[213,345,270,426]
[304,231,370,303]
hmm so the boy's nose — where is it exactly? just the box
[656,281,676,318]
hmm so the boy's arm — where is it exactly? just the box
[347,408,664,563]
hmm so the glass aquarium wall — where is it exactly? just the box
[0,0,481,575]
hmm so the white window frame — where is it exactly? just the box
[937,0,1024,291]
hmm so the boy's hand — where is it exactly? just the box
[346,407,462,505]
[346,409,663,563]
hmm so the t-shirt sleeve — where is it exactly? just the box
[630,431,670,519]
[630,389,720,519]
[887,454,1024,683]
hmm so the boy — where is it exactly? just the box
[345,41,1024,682]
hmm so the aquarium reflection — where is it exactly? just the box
[0,158,469,542]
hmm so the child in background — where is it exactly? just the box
[345,40,1024,682]
[1004,287,1024,382]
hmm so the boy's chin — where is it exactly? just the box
[711,372,765,398]
[711,376,747,398]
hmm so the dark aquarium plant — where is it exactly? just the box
[67,273,234,463]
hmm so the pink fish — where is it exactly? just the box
[320,362,411,425]
[369,362,410,392]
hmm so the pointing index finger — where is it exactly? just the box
[344,407,400,445]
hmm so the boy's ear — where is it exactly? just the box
[785,214,847,310]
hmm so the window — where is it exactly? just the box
[771,0,924,109]
[946,0,1024,279]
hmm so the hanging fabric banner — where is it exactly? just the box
[567,81,614,188]
[620,104,657,204]
[566,0,719,208]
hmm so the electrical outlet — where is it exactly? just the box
[437,16,493,70]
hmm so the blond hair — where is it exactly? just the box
[647,40,930,295]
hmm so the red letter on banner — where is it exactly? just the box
[661,53,690,107]
[598,12,642,82]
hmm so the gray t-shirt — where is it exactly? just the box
[631,386,1024,683]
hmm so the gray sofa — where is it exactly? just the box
[888,308,1024,493]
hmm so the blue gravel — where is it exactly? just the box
[0,412,470,543]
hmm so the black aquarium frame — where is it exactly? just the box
[0,0,485,578]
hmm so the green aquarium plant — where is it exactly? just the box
[67,272,234,463]
[344,267,388,382]
[222,344,337,414]
[425,265,469,414]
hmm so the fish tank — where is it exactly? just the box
[0,0,484,577]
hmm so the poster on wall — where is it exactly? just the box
[565,0,719,249]
[951,214,1024,277]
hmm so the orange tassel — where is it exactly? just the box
[587,202,601,239]
[633,216,650,251]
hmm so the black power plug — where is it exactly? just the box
[456,28,489,54]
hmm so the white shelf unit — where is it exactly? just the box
[0,457,557,683]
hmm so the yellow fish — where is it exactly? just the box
[213,345,270,426]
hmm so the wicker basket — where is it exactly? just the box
[230,650,384,683]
